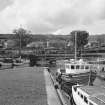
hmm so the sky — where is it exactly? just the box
[0,0,105,35]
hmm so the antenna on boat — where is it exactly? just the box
[65,41,66,60]
[75,31,77,61]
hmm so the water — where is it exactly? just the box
[94,77,105,86]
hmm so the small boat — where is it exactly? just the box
[72,84,105,105]
[13,58,24,66]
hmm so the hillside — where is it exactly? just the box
[0,33,105,43]
[0,34,71,41]
[89,34,105,43]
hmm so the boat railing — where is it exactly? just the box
[65,63,95,70]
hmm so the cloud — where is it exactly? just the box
[0,0,13,11]
[0,0,105,34]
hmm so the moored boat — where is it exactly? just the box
[56,32,97,95]
[13,58,24,66]
[56,59,97,85]
[56,59,97,95]
[72,84,105,105]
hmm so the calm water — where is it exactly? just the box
[94,77,105,86]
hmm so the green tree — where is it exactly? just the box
[70,30,89,56]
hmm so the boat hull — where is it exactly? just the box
[56,71,96,84]
[72,86,87,105]
[56,71,97,95]
[62,71,96,85]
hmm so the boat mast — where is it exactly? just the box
[75,31,77,61]
[88,70,93,86]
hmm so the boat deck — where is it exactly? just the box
[80,85,105,95]
[80,85,105,105]
[90,95,105,105]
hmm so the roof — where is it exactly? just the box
[80,85,105,105]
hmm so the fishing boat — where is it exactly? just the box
[56,59,97,95]
[56,32,97,85]
[56,59,97,84]
[72,84,105,105]
[55,32,97,95]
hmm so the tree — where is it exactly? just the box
[13,27,33,48]
[70,30,89,56]
[13,27,33,58]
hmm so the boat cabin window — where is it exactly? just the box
[68,65,70,68]
[76,65,80,69]
[102,61,105,64]
[71,65,75,69]
[77,91,84,99]
[81,94,83,98]
[85,66,89,69]
[77,91,83,98]
[81,65,84,69]
[84,96,88,104]
[66,65,70,69]
[78,92,80,95]
[60,69,65,73]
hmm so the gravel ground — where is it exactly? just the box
[0,67,47,105]
[49,67,57,78]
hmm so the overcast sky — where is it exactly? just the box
[0,0,105,35]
